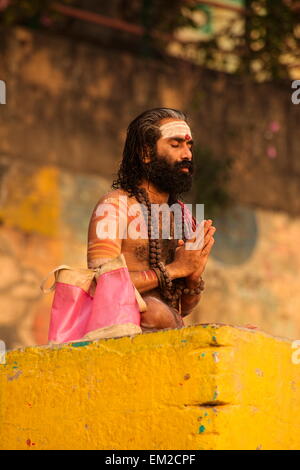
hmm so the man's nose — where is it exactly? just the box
[180,143,192,160]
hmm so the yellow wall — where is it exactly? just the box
[1,324,300,450]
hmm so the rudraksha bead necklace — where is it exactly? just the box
[132,187,205,309]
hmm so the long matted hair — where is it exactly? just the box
[112,107,188,199]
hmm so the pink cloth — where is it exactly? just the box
[177,200,197,236]
[48,267,140,344]
[86,267,140,332]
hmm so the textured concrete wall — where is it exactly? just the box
[0,27,300,213]
[0,324,300,450]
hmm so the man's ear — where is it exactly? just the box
[142,145,151,164]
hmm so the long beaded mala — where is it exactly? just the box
[132,187,205,310]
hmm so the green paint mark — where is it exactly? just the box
[198,425,206,433]
[181,340,187,343]
[12,366,18,369]
[71,341,91,348]
[212,336,217,342]
[201,353,206,357]
[204,412,208,417]
[213,390,218,400]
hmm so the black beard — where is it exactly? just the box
[144,151,193,200]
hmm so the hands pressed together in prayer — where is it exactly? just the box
[167,219,216,282]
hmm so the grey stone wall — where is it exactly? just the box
[0,26,299,214]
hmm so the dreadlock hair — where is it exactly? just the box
[112,107,188,201]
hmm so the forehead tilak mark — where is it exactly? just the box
[159,121,192,139]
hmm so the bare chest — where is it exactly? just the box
[122,210,178,271]
[122,237,178,271]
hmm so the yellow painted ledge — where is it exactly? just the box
[0,324,300,450]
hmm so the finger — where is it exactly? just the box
[185,221,204,245]
[202,220,214,238]
[206,226,216,239]
[187,219,209,239]
[201,237,215,256]
[198,220,212,240]
[202,227,216,249]
[204,220,213,234]
[206,236,215,253]
[185,221,214,250]
[191,219,212,233]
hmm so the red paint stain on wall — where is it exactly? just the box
[26,439,36,447]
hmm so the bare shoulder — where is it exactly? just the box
[92,188,127,207]
[94,188,141,210]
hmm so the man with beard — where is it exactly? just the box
[87,108,216,331]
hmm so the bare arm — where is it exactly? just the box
[180,279,203,317]
[88,260,159,294]
[129,270,158,293]
[128,262,184,294]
